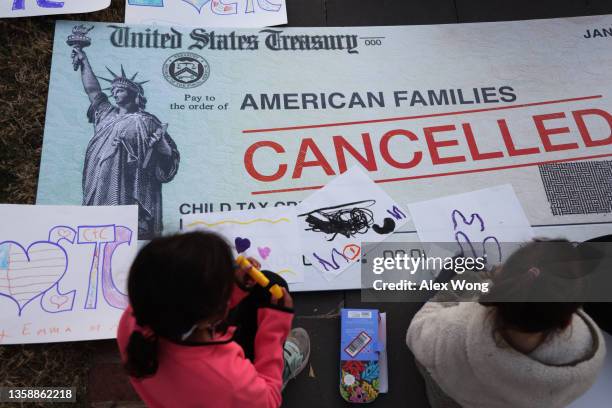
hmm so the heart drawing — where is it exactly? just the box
[50,294,69,309]
[258,246,271,260]
[40,282,75,313]
[235,237,251,254]
[0,241,68,316]
[181,0,211,13]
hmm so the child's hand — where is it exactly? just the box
[271,287,293,309]
[235,257,260,289]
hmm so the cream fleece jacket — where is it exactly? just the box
[406,302,606,408]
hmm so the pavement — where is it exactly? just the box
[86,0,612,407]
[87,292,429,408]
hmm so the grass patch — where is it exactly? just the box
[0,2,125,406]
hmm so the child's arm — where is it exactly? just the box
[229,304,293,407]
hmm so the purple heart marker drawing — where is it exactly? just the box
[0,241,68,316]
[235,237,251,254]
[258,246,271,260]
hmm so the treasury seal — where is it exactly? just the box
[162,52,210,88]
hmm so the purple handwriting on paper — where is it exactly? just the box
[255,0,281,12]
[99,226,132,310]
[312,248,350,272]
[451,210,484,232]
[78,225,116,310]
[182,0,210,12]
[1,224,133,316]
[40,283,76,313]
[235,237,251,253]
[452,210,502,263]
[56,224,131,311]
[386,206,407,220]
[12,0,64,11]
[41,226,77,313]
[0,241,68,316]
[131,0,281,14]
[181,0,238,15]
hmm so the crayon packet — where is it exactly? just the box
[340,308,382,403]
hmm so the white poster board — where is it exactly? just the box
[0,205,137,344]
[183,207,304,283]
[125,0,287,27]
[297,167,410,280]
[1,0,110,18]
[408,185,535,263]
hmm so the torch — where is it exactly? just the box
[66,24,93,71]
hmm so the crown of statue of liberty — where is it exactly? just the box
[98,65,149,95]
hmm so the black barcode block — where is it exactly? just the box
[539,161,612,216]
[344,331,372,357]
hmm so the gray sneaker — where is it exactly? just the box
[282,328,311,388]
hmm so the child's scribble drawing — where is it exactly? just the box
[386,206,407,220]
[408,185,535,268]
[125,0,286,27]
[79,225,116,310]
[99,226,132,310]
[12,0,64,10]
[298,200,396,242]
[452,210,503,263]
[41,282,76,313]
[129,0,282,14]
[0,224,133,316]
[41,226,78,313]
[183,208,303,283]
[312,248,350,273]
[0,204,138,344]
[297,168,410,279]
[451,209,484,232]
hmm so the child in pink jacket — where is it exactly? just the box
[116,231,310,408]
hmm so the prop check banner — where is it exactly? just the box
[38,18,612,288]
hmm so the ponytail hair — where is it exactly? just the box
[125,330,159,378]
[124,232,235,378]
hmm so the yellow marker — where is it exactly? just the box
[236,255,284,300]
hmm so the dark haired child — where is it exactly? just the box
[581,234,612,335]
[406,239,606,408]
[116,232,310,407]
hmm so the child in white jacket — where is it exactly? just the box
[406,239,606,408]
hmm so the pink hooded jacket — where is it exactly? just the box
[117,285,293,408]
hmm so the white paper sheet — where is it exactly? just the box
[182,207,304,283]
[0,204,138,344]
[125,0,287,28]
[1,0,110,18]
[297,167,410,280]
[408,185,535,264]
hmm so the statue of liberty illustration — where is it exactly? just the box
[68,25,180,240]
